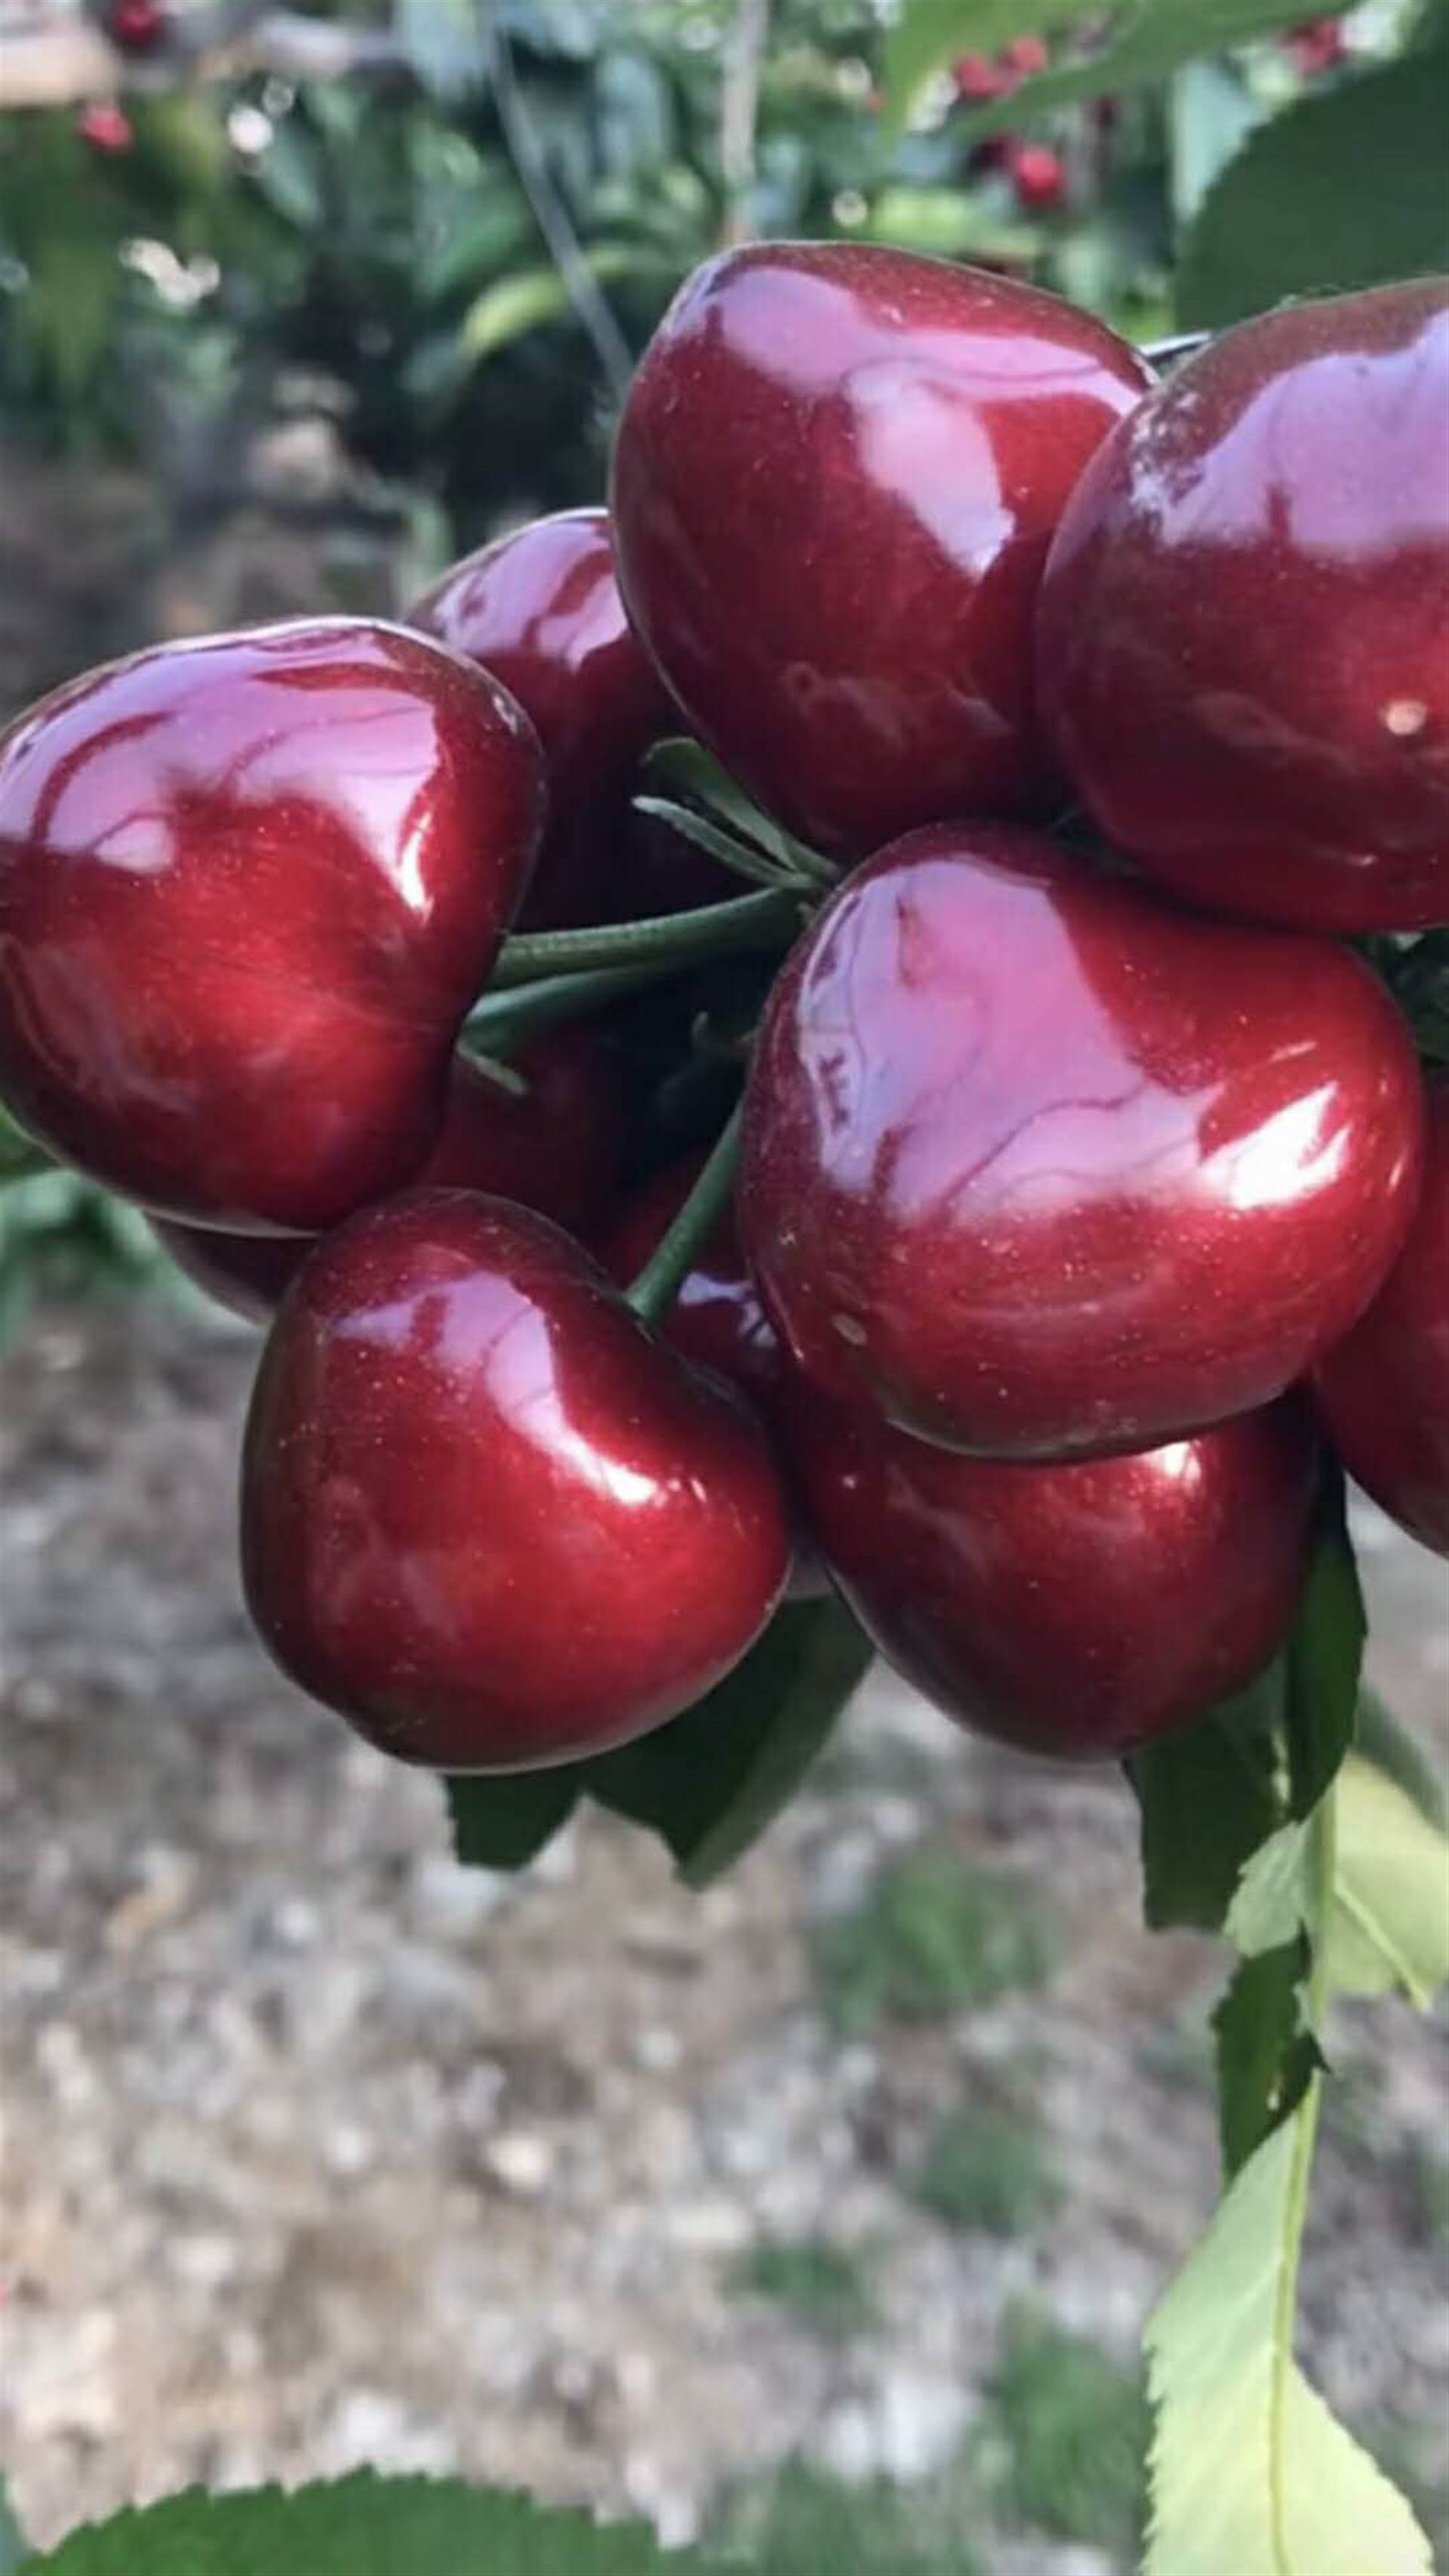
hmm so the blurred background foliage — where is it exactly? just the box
[0,0,1445,1325]
[4,0,1443,552]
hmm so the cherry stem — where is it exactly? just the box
[466,1051,530,1099]
[626,1100,745,1327]
[1140,328,1210,371]
[490,885,807,990]
[464,956,689,1057]
[634,794,805,892]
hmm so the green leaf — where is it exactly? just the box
[459,246,666,360]
[1223,1759,1448,2008]
[0,2476,29,2576]
[21,2473,699,2573]
[1324,1756,1449,2008]
[1227,1817,1312,1958]
[1355,1685,1449,1833]
[1213,1943,1319,2179]
[632,799,793,892]
[1128,1663,1283,1931]
[23,235,122,404]
[1284,1519,1364,1820]
[1146,2112,1432,2575]
[863,185,1041,265]
[884,0,1331,134]
[0,1106,51,1186]
[590,1599,873,1888]
[251,124,326,231]
[640,740,816,878]
[445,1765,579,1871]
[1178,41,1449,325]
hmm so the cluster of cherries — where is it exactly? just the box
[0,244,1444,1784]
[75,2,170,154]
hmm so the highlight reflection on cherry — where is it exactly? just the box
[742,823,1424,1458]
[0,620,542,1230]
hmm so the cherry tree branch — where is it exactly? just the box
[718,0,771,245]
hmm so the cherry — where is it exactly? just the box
[105,0,166,51]
[0,620,541,1233]
[787,1386,1319,1759]
[1038,280,1449,933]
[153,1027,626,1322]
[954,53,1011,101]
[77,103,134,154]
[407,509,672,929]
[1011,143,1067,214]
[611,243,1152,857]
[1287,16,1347,72]
[242,1192,792,1770]
[1001,34,1051,75]
[740,823,1424,1460]
[1314,1076,1449,1557]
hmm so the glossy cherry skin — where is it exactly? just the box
[1314,1076,1449,1556]
[1038,282,1449,933]
[408,509,672,928]
[611,242,1152,857]
[0,621,542,1231]
[788,1386,1319,1759]
[741,823,1424,1460]
[153,1027,627,1323]
[242,1191,792,1771]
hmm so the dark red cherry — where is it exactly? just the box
[611,242,1152,857]
[105,0,166,51]
[407,508,672,928]
[0,621,541,1233]
[741,823,1424,1459]
[242,1192,792,1770]
[954,52,1012,101]
[1314,1076,1449,1556]
[787,1386,1319,1759]
[1037,281,1449,932]
[154,1027,626,1323]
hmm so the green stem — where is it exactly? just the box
[466,1051,529,1099]
[464,957,685,1056]
[627,1100,745,1327]
[0,1149,54,1189]
[490,886,804,991]
[1268,1783,1336,2575]
[640,738,839,891]
[634,795,803,892]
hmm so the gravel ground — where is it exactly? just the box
[2,1296,1447,2565]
